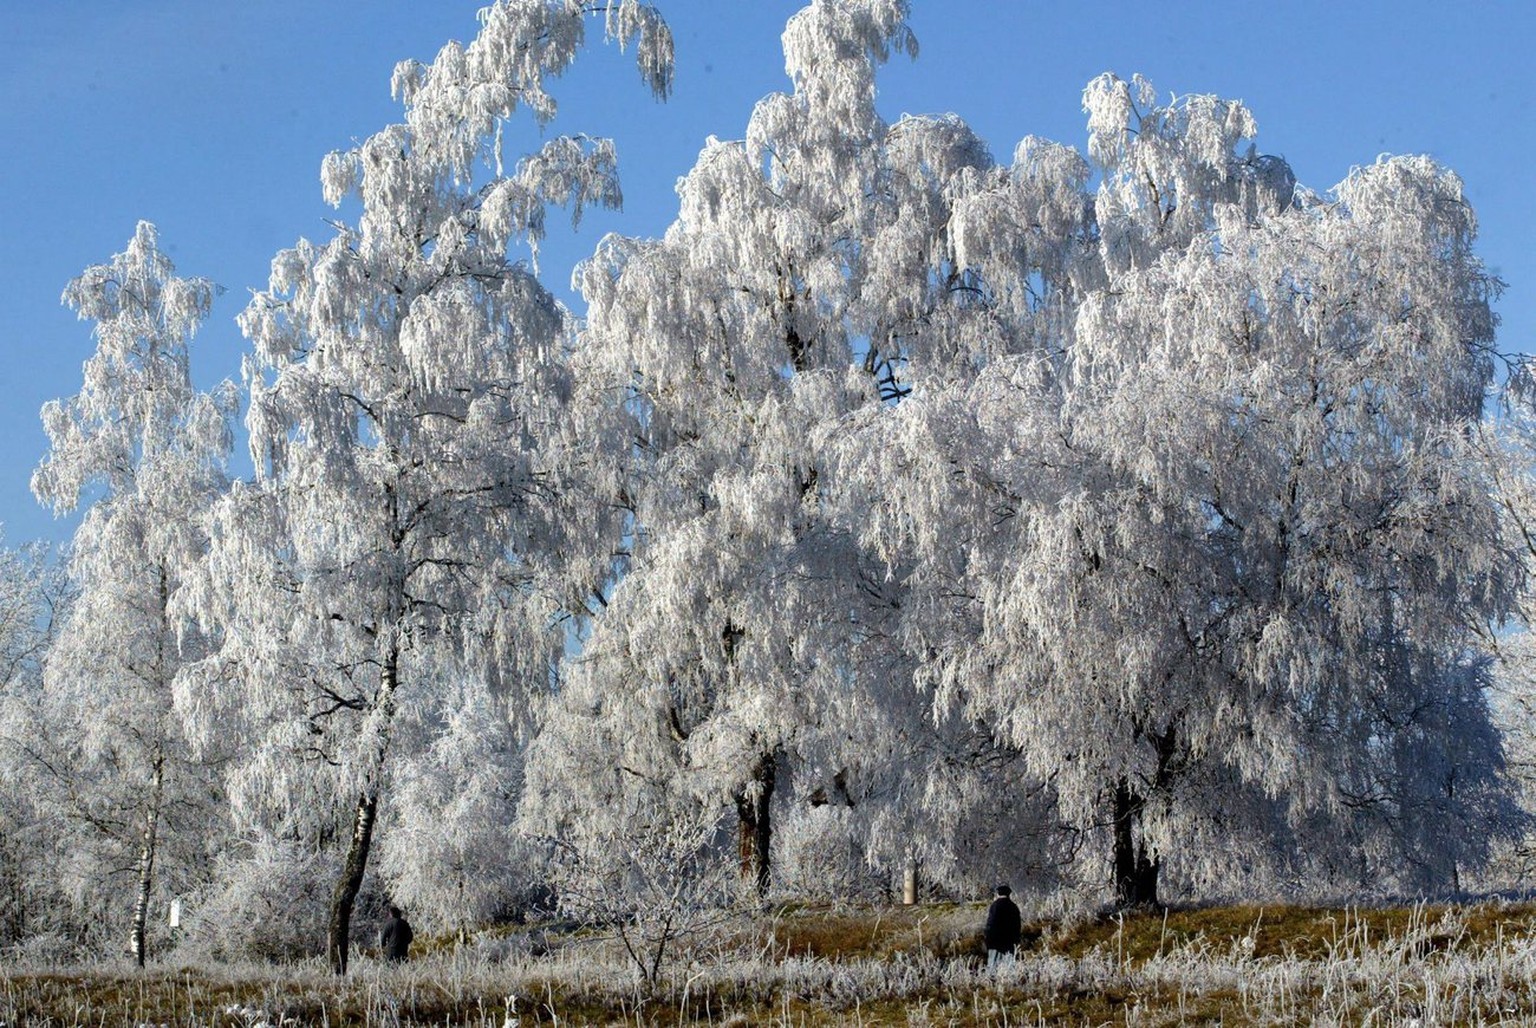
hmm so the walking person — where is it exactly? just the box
[380,904,414,962]
[983,884,1021,969]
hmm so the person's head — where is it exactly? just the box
[994,884,1011,898]
[388,905,402,919]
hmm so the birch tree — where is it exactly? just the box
[558,0,911,896]
[27,222,235,964]
[186,0,672,974]
[851,77,1517,905]
[555,0,1074,899]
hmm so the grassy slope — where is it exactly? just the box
[5,901,1536,1025]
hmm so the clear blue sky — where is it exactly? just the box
[2,1,1530,548]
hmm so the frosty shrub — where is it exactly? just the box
[375,673,537,940]
[547,796,735,988]
[182,838,337,963]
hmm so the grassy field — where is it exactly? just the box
[6,901,1536,1025]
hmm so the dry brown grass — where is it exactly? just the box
[1032,900,1536,962]
[6,900,1536,1025]
[753,901,986,961]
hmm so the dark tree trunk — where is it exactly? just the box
[734,751,776,897]
[1112,778,1159,909]
[327,648,398,975]
[328,787,379,975]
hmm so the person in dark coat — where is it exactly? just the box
[380,904,414,962]
[983,884,1021,968]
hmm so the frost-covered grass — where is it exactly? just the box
[7,901,1536,1025]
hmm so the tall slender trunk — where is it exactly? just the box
[328,786,380,975]
[129,565,172,969]
[1112,777,1159,909]
[129,746,166,968]
[734,750,775,897]
[327,643,399,975]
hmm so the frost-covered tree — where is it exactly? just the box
[557,0,909,897]
[848,76,1517,906]
[26,222,236,964]
[184,0,672,974]
[556,0,1071,901]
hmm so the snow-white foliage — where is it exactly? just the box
[27,223,235,963]
[1,0,1526,958]
[376,671,532,936]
